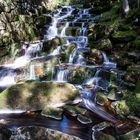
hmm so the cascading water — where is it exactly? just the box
[0,67,17,89]
[0,42,43,88]
[102,52,116,69]
[56,68,70,82]
[0,5,121,140]
[60,22,69,37]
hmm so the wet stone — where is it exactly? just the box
[9,126,81,140]
[63,105,87,117]
[41,108,63,120]
[119,129,140,140]
[93,131,116,140]
[77,114,92,124]
[92,122,112,131]
[96,92,108,106]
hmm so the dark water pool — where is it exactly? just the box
[0,112,93,140]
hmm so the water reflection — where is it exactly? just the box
[0,113,92,140]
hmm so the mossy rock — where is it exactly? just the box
[111,100,130,117]
[112,31,137,42]
[63,105,86,117]
[77,114,92,124]
[43,37,66,53]
[119,129,140,140]
[91,39,112,52]
[69,67,95,84]
[93,131,116,140]
[0,81,79,113]
[96,92,108,106]
[87,49,103,65]
[88,23,110,41]
[65,27,81,36]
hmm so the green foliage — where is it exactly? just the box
[112,31,137,42]
[125,94,140,117]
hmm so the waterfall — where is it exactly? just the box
[56,69,69,82]
[46,17,58,39]
[0,5,119,125]
[60,22,69,37]
[49,46,61,56]
[0,68,17,88]
[11,42,43,69]
[29,65,36,80]
[57,6,74,21]
[69,49,77,64]
[102,52,116,69]
[0,42,43,88]
[123,0,130,15]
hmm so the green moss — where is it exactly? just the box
[69,68,95,84]
[124,92,140,117]
[112,100,130,116]
[0,81,79,110]
[119,129,140,140]
[112,31,137,42]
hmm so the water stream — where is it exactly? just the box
[0,5,121,140]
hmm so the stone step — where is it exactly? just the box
[57,22,88,28]
[58,26,81,36]
[64,36,88,43]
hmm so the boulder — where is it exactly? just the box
[111,100,130,117]
[63,105,86,117]
[91,39,112,52]
[0,81,79,115]
[119,129,140,140]
[88,23,110,41]
[65,27,81,36]
[77,114,92,124]
[87,49,103,65]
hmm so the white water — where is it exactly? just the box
[60,22,69,37]
[0,69,17,88]
[0,5,118,125]
[49,46,61,56]
[102,52,116,69]
[69,49,77,64]
[56,69,69,82]
[0,109,26,114]
[46,17,58,39]
[0,42,43,88]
